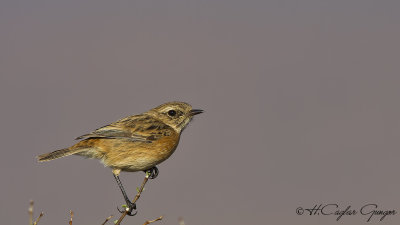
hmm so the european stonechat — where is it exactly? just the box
[37,101,203,215]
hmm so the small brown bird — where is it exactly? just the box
[37,101,203,215]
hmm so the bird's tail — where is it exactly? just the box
[37,148,82,162]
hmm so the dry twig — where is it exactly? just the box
[114,174,150,225]
[33,212,44,225]
[29,200,44,225]
[29,200,34,225]
[142,216,163,225]
[69,210,74,225]
[101,215,114,225]
[29,172,159,225]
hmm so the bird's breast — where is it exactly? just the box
[96,132,181,171]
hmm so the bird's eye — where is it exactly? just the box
[167,110,177,117]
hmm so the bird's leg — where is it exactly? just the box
[144,166,159,179]
[113,174,137,216]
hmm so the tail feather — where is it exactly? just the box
[37,148,78,162]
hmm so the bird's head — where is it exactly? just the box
[148,101,203,133]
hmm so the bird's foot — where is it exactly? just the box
[117,201,137,216]
[145,167,159,179]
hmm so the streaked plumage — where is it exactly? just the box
[37,101,203,215]
[37,101,202,173]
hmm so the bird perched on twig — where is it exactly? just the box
[37,101,203,215]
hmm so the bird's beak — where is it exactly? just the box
[190,109,204,116]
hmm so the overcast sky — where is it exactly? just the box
[1,1,400,225]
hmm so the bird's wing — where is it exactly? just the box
[75,114,170,142]
[75,127,149,141]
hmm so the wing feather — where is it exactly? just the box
[75,114,171,142]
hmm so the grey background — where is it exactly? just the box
[1,1,400,225]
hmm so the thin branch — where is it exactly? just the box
[142,216,163,225]
[29,200,44,225]
[29,200,34,225]
[115,174,150,225]
[101,215,113,225]
[33,212,44,225]
[69,210,74,225]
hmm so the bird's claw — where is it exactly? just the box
[126,208,138,216]
[145,167,159,179]
[117,202,137,216]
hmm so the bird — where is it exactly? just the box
[37,101,203,215]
